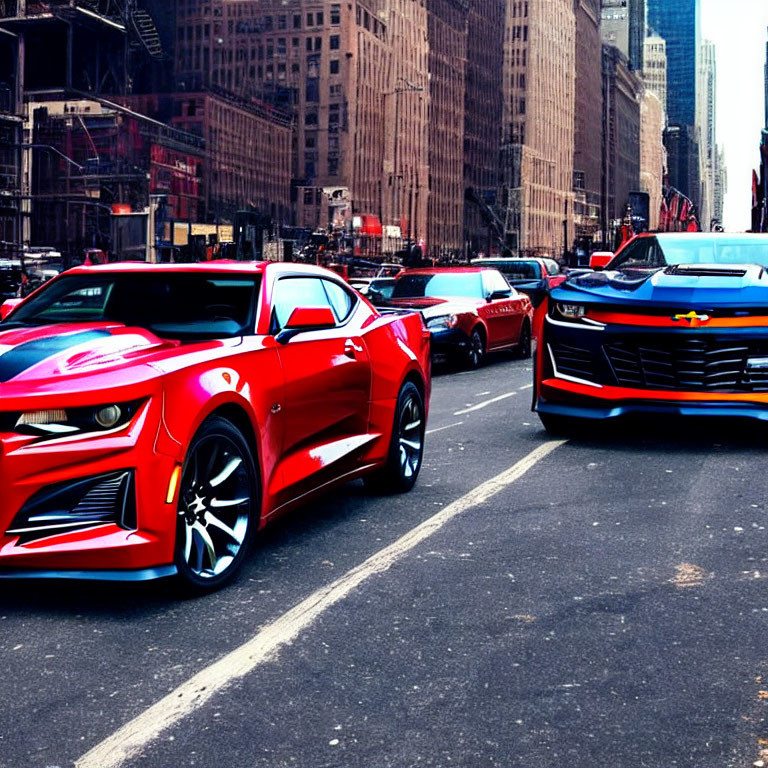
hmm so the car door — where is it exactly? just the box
[270,274,372,505]
[480,269,524,347]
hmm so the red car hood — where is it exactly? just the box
[0,323,181,385]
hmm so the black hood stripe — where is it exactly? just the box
[0,330,112,382]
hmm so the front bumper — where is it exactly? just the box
[0,396,179,576]
[536,313,768,422]
[428,327,471,357]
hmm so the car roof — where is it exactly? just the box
[472,258,544,265]
[66,260,270,276]
[397,267,486,276]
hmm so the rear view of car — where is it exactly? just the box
[471,257,565,307]
[387,267,533,368]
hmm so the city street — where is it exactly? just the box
[3,354,768,767]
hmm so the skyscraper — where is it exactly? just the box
[600,0,646,71]
[502,0,575,257]
[643,35,667,120]
[647,0,700,204]
[646,0,700,127]
[697,40,716,228]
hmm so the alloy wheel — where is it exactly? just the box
[397,390,424,481]
[467,329,484,368]
[177,429,253,582]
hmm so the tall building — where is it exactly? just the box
[697,40,716,229]
[426,0,467,259]
[385,0,429,250]
[639,89,665,229]
[502,0,576,257]
[175,0,430,251]
[463,0,505,257]
[643,34,667,120]
[573,0,603,251]
[713,146,726,224]
[601,44,642,234]
[600,0,646,71]
[0,21,21,252]
[647,0,700,128]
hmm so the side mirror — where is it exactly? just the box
[589,252,614,270]
[276,306,336,344]
[0,298,23,320]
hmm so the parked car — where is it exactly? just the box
[471,257,566,307]
[384,267,534,368]
[350,277,397,305]
[534,232,768,433]
[0,261,430,590]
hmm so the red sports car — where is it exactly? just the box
[385,267,534,368]
[0,262,430,590]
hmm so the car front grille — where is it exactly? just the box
[550,343,596,382]
[603,339,768,391]
[7,470,136,543]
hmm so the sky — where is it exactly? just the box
[700,0,768,230]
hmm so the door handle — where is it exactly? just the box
[344,339,364,357]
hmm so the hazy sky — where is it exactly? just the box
[701,0,767,230]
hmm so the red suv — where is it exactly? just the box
[385,267,534,368]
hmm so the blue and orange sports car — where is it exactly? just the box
[534,233,768,433]
[0,261,431,590]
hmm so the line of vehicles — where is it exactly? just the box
[0,232,766,591]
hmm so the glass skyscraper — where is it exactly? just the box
[647,0,700,127]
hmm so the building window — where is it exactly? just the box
[307,12,314,26]
[293,14,301,28]
[303,188,314,205]
[330,59,340,74]
[330,34,340,50]
[330,4,340,24]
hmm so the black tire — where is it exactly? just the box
[538,412,584,437]
[465,328,485,369]
[515,320,532,359]
[365,381,425,493]
[174,416,259,592]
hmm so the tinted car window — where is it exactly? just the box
[495,261,541,280]
[542,259,561,276]
[612,237,666,269]
[7,273,259,339]
[483,269,512,294]
[322,279,355,322]
[272,276,334,329]
[654,237,768,267]
[393,273,484,299]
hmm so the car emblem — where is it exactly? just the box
[672,311,710,326]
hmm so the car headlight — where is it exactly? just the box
[555,303,587,320]
[426,314,458,330]
[13,400,142,436]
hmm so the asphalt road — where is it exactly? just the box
[3,352,768,768]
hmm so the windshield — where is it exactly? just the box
[492,261,542,280]
[4,273,259,339]
[611,236,768,270]
[392,273,484,299]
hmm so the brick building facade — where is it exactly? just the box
[503,0,575,257]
